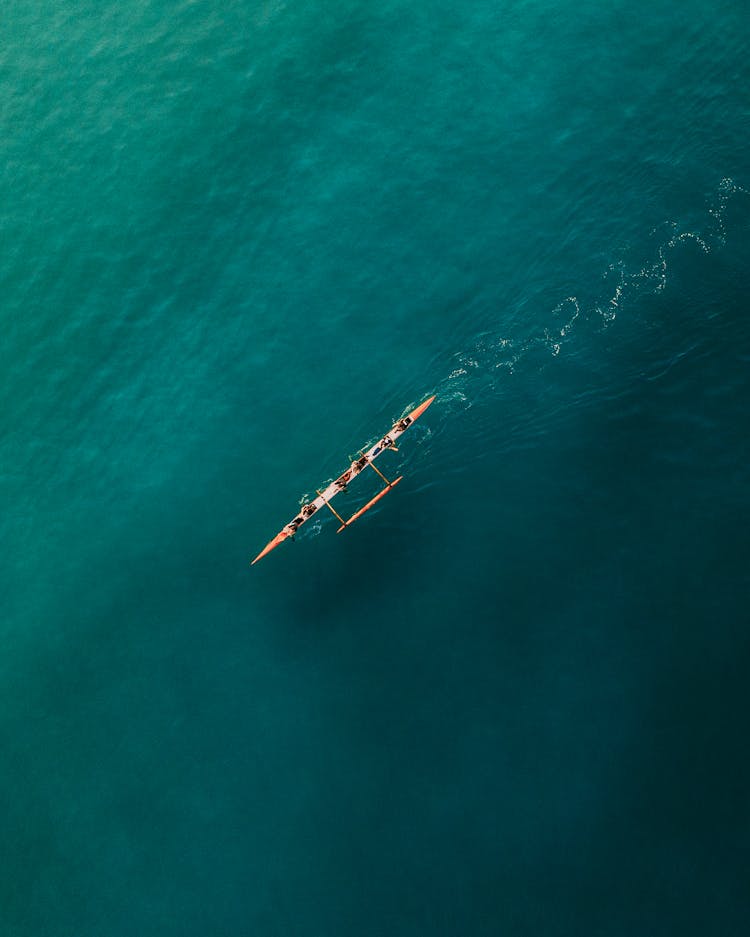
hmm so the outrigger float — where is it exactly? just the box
[251,395,435,565]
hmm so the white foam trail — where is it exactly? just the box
[435,177,749,409]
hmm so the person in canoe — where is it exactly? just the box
[335,469,352,492]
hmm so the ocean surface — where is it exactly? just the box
[2,2,749,935]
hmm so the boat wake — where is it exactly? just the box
[438,177,749,412]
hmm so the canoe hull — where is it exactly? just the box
[251,395,435,564]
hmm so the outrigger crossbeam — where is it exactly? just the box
[250,395,435,565]
[317,489,347,527]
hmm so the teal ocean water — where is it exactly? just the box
[2,2,749,934]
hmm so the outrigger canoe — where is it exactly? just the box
[251,395,435,565]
